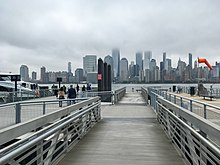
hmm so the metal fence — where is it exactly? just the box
[0,97,101,165]
[149,87,220,127]
[114,87,126,104]
[142,87,220,164]
[0,89,54,104]
[0,98,87,129]
[156,98,220,165]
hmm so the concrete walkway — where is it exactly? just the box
[58,92,185,165]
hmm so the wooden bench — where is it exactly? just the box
[202,95,215,101]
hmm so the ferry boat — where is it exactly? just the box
[0,73,37,103]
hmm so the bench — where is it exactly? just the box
[202,95,215,101]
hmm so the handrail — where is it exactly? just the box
[0,96,101,164]
[0,97,100,145]
[156,98,220,164]
[114,87,126,104]
[157,96,220,146]
[147,87,220,124]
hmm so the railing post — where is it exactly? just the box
[180,97,183,107]
[204,104,207,119]
[174,95,176,104]
[43,102,46,115]
[190,100,192,112]
[15,103,21,124]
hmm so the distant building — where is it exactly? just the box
[163,52,166,70]
[189,53,192,68]
[48,72,56,82]
[143,51,152,77]
[56,71,68,83]
[83,55,97,76]
[112,49,120,79]
[120,58,128,82]
[32,71,37,81]
[136,51,143,76]
[40,66,46,83]
[68,62,72,73]
[87,72,98,84]
[20,65,29,81]
[75,68,84,83]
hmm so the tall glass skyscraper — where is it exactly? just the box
[189,53,192,68]
[136,52,143,76]
[120,58,128,82]
[83,55,97,76]
[68,62,72,73]
[143,51,152,73]
[112,49,120,78]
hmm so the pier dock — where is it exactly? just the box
[58,92,185,165]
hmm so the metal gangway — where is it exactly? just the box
[0,87,219,165]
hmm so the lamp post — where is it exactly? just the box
[11,75,21,101]
[57,77,62,88]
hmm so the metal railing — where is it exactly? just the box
[0,89,54,104]
[81,91,113,103]
[0,98,88,130]
[114,87,126,104]
[0,96,101,165]
[142,87,220,164]
[149,87,220,126]
[156,97,220,165]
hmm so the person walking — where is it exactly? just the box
[58,87,65,107]
[82,85,86,97]
[67,85,76,105]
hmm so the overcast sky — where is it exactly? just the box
[0,0,220,75]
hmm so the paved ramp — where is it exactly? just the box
[118,92,146,105]
[58,92,185,165]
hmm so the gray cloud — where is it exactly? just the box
[0,0,220,74]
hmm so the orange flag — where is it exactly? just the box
[198,58,213,70]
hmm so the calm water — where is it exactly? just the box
[40,83,220,92]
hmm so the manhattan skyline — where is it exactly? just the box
[1,0,220,74]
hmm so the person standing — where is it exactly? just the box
[58,87,65,107]
[82,85,86,97]
[67,85,76,104]
[76,84,80,93]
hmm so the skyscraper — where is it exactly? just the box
[75,68,84,83]
[20,65,29,81]
[136,52,143,76]
[143,51,152,75]
[120,58,128,82]
[83,55,97,76]
[112,49,120,78]
[32,71,37,81]
[68,62,72,73]
[189,53,192,68]
[163,52,166,70]
[40,66,46,82]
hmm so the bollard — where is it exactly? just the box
[43,102,46,115]
[15,103,21,124]
[204,104,207,119]
[190,100,192,112]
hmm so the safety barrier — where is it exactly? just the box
[114,87,126,104]
[142,87,220,164]
[0,96,101,165]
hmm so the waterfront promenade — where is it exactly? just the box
[58,92,185,165]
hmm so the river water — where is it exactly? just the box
[39,83,220,92]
